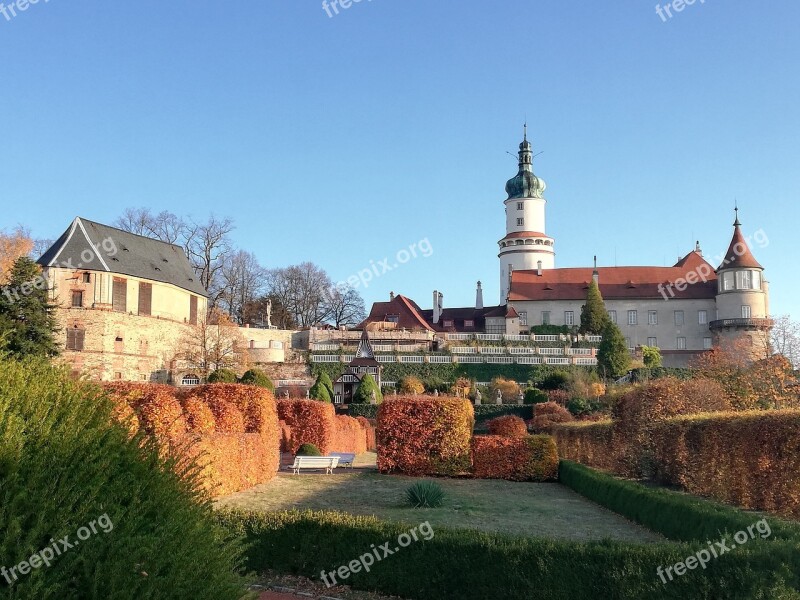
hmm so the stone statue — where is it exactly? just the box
[474,388,482,406]
[306,389,310,399]
[266,299,273,328]
[496,389,503,405]
[518,391,525,405]
[433,389,439,397]
[370,389,377,405]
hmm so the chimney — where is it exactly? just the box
[536,261,542,276]
[390,291,395,300]
[695,240,703,256]
[433,290,440,324]
[475,281,484,309]
[592,256,599,284]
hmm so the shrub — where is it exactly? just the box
[550,421,616,471]
[523,388,548,404]
[239,368,275,391]
[566,397,604,417]
[546,389,570,405]
[472,435,559,481]
[473,405,533,422]
[531,401,574,432]
[1,357,247,598]
[333,414,368,454]
[487,415,528,438]
[398,375,425,395]
[651,410,800,517]
[349,404,379,419]
[353,373,383,404]
[540,371,569,390]
[309,374,333,402]
[181,397,217,435]
[297,443,322,456]
[356,416,376,450]
[597,321,631,379]
[278,399,336,454]
[489,376,520,403]
[207,368,238,384]
[377,396,474,476]
[405,481,445,508]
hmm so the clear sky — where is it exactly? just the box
[2,1,798,317]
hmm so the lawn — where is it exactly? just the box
[215,470,661,543]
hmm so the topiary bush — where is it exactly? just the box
[472,435,559,481]
[405,481,445,508]
[531,401,575,432]
[524,388,548,404]
[0,356,247,598]
[487,415,529,438]
[309,373,333,402]
[398,375,425,395]
[297,443,322,456]
[239,368,275,391]
[353,373,383,404]
[208,368,238,384]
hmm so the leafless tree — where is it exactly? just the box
[324,284,366,328]
[219,250,267,324]
[243,295,296,330]
[183,216,235,309]
[268,262,333,327]
[770,315,800,368]
[115,208,187,246]
[178,309,249,379]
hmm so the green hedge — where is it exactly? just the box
[559,461,800,544]
[348,404,379,419]
[217,509,800,600]
[629,367,693,382]
[352,404,533,424]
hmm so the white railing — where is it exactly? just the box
[312,343,340,351]
[504,334,531,342]
[574,357,598,366]
[478,346,504,354]
[276,379,308,387]
[539,347,565,355]
[451,347,477,354]
[456,356,484,363]
[486,357,514,364]
[508,347,537,355]
[446,333,473,341]
[428,355,453,363]
[341,355,354,362]
[545,357,571,365]
[567,347,593,356]
[372,344,394,352]
[311,354,340,362]
[476,333,503,341]
[533,335,560,342]
[586,335,603,343]
[516,356,544,365]
[376,355,396,363]
[398,355,424,363]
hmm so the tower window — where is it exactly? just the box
[741,305,751,318]
[736,271,752,289]
[752,271,762,290]
[516,218,524,226]
[722,272,734,291]
[517,202,523,210]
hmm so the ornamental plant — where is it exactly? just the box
[239,368,275,391]
[405,481,445,508]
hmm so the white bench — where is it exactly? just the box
[329,453,355,468]
[290,456,340,474]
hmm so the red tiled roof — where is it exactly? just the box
[509,251,717,301]
[500,231,552,240]
[506,306,519,318]
[717,224,763,270]
[357,294,435,332]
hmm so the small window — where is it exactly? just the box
[517,202,524,210]
[387,315,399,323]
[698,310,708,325]
[627,310,637,326]
[674,310,684,326]
[677,337,687,350]
[565,311,574,326]
[66,328,85,351]
[114,372,123,380]
[752,271,762,290]
[703,337,713,349]
[608,310,617,324]
[736,271,752,290]
[722,272,734,291]
[742,305,751,318]
[182,374,201,386]
[82,272,91,283]
[71,291,83,308]
[647,337,657,347]
[648,311,658,325]
[516,218,524,226]
[517,312,527,326]
[541,311,551,325]
[464,319,475,328]
[443,320,454,328]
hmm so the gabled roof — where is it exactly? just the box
[37,217,207,296]
[357,294,435,332]
[509,250,717,302]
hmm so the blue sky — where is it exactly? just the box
[2,1,798,317]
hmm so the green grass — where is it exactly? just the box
[215,470,661,543]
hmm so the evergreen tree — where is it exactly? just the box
[352,373,383,404]
[317,370,335,398]
[309,373,332,402]
[597,320,631,379]
[0,257,59,358]
[579,279,610,334]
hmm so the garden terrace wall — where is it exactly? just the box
[651,410,800,517]
[377,396,474,475]
[472,435,559,481]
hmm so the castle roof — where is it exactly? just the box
[37,217,207,296]
[717,212,763,271]
[509,250,717,301]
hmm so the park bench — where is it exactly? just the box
[290,455,340,474]
[329,452,355,468]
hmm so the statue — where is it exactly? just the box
[306,389,310,399]
[474,388,482,406]
[266,299,273,328]
[518,391,525,405]
[496,389,503,405]
[433,389,439,397]
[370,389,377,405]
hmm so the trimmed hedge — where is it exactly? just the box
[651,410,800,517]
[377,396,474,475]
[473,404,533,422]
[486,415,528,438]
[472,435,559,481]
[348,404,379,419]
[278,399,336,454]
[559,461,800,544]
[217,509,800,600]
[551,421,616,471]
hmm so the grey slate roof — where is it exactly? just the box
[37,217,207,296]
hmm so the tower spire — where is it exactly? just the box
[733,202,741,227]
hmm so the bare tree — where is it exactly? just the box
[324,284,366,328]
[114,208,187,245]
[243,295,296,330]
[268,262,333,327]
[179,309,249,380]
[184,216,235,309]
[770,315,800,368]
[219,250,267,325]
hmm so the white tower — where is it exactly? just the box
[499,126,555,301]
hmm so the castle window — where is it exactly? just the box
[516,218,524,226]
[674,310,684,326]
[82,272,91,283]
[698,310,708,325]
[741,305,751,318]
[387,315,399,323]
[66,328,85,351]
[608,310,617,324]
[112,277,127,313]
[71,290,83,308]
[138,282,152,317]
[736,271,752,290]
[541,311,550,325]
[517,312,527,326]
[465,319,475,327]
[703,337,713,349]
[517,202,523,210]
[647,337,657,347]
[722,272,734,291]
[752,271,762,290]
[189,295,198,325]
[443,320,454,328]
[564,311,574,326]
[677,337,687,350]
[648,311,658,325]
[627,310,637,326]
[182,374,200,386]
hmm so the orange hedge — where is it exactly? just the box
[333,415,367,455]
[549,421,616,471]
[472,435,559,481]
[377,395,474,476]
[279,420,294,453]
[487,415,529,438]
[651,410,800,517]
[357,416,376,451]
[182,397,216,434]
[531,401,574,432]
[278,399,336,454]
